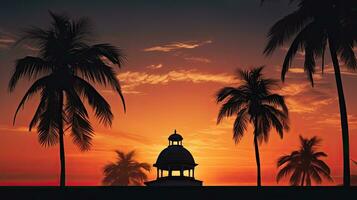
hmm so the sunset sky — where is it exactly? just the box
[0,0,357,186]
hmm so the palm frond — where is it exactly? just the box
[313,165,333,182]
[262,94,289,114]
[217,96,247,124]
[115,150,126,160]
[312,159,331,175]
[264,9,311,55]
[313,151,327,158]
[69,16,92,43]
[289,168,302,186]
[72,57,126,112]
[74,76,113,126]
[280,22,315,82]
[277,152,299,167]
[37,90,61,147]
[304,44,316,87]
[232,108,248,143]
[256,112,272,143]
[215,87,243,103]
[126,150,136,161]
[309,167,322,184]
[307,136,321,147]
[13,75,50,125]
[276,164,295,183]
[29,90,48,131]
[65,88,93,151]
[9,57,52,92]
[265,104,289,132]
[136,163,151,172]
[14,26,49,48]
[91,44,126,67]
[338,38,357,70]
[70,111,93,151]
[321,39,326,73]
[305,173,311,186]
[49,11,70,30]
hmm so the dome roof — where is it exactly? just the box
[168,130,183,141]
[168,133,183,141]
[154,145,197,170]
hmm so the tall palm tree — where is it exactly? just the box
[9,12,126,186]
[102,150,151,186]
[277,135,333,186]
[216,66,289,186]
[262,0,357,186]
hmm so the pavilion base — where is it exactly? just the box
[145,177,203,186]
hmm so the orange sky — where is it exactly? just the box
[0,0,357,186]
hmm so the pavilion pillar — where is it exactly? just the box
[168,167,172,177]
[193,169,195,178]
[189,169,191,177]
[157,168,159,179]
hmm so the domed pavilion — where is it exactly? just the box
[145,130,203,186]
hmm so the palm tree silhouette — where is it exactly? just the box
[277,135,333,186]
[9,12,126,187]
[262,0,357,186]
[102,150,151,186]
[216,66,289,186]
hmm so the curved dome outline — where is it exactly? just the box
[168,133,183,141]
[154,145,197,170]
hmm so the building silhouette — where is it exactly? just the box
[145,130,203,186]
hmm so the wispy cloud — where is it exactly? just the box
[279,81,336,113]
[323,64,357,76]
[143,40,212,52]
[0,30,16,49]
[286,64,357,77]
[0,38,16,46]
[280,82,308,96]
[0,29,39,51]
[184,56,211,63]
[117,69,237,94]
[0,125,29,132]
[101,86,143,95]
[23,44,40,51]
[146,64,163,69]
[314,114,357,130]
[277,48,357,77]
[285,97,336,113]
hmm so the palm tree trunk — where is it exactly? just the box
[328,37,350,187]
[253,124,262,187]
[58,91,66,187]
[301,171,306,186]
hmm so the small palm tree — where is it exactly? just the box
[102,150,151,186]
[216,66,289,186]
[262,0,357,186]
[9,12,126,186]
[277,135,333,186]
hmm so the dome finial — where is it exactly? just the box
[168,129,183,142]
